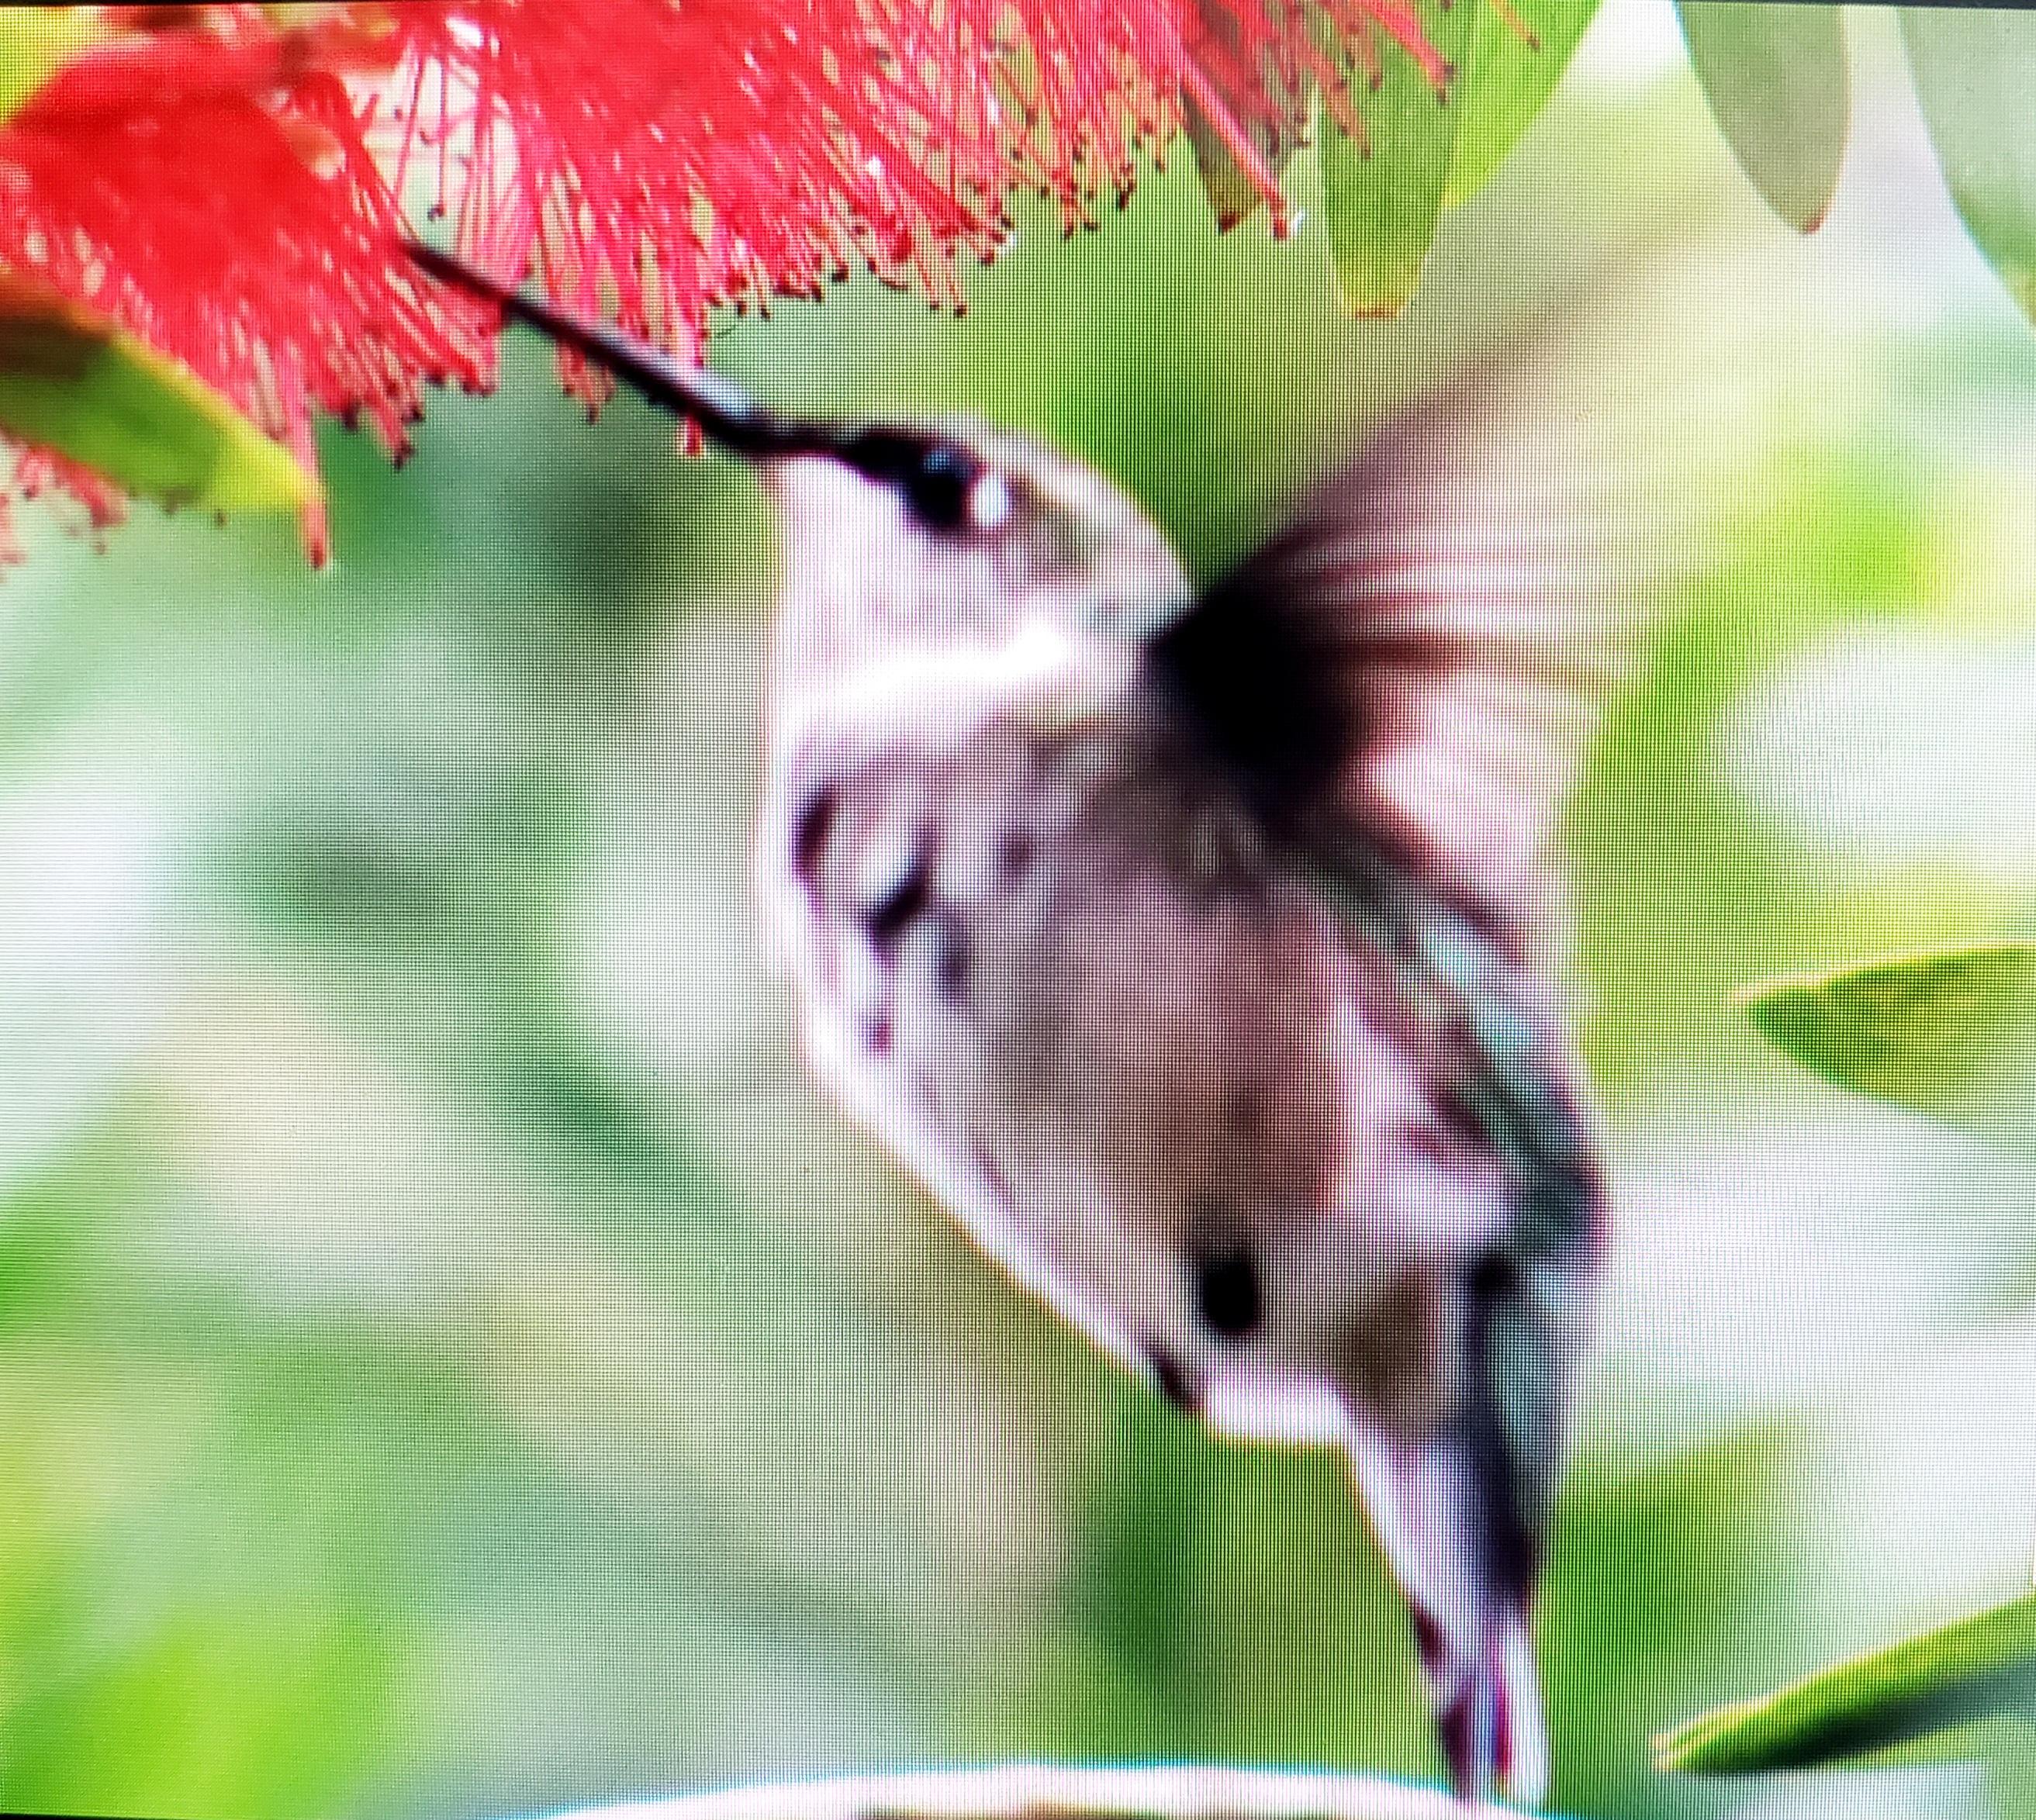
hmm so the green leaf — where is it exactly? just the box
[1180,0,1315,232]
[0,279,319,515]
[1182,92,1295,233]
[1443,0,1603,209]
[1737,942,2036,1141]
[1657,1593,2036,1774]
[0,9,106,119]
[1902,7,2036,321]
[1676,1,1850,233]
[1319,0,1483,317]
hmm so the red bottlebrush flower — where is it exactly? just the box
[385,0,1451,371]
[0,0,1449,563]
[383,0,1002,384]
[0,9,495,561]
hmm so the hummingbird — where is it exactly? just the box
[412,243,1613,1809]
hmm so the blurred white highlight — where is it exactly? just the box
[533,1762,1537,1820]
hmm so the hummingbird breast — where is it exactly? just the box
[755,670,1516,1425]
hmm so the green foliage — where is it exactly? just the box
[1660,2,2036,330]
[1675,1,1849,233]
[1540,1428,1804,1816]
[1443,0,1603,208]
[1571,447,1951,1100]
[1657,1594,2036,1775]
[0,281,317,514]
[1902,7,2036,323]
[1319,0,1481,317]
[0,1138,425,1820]
[0,9,104,119]
[1738,945,2036,1142]
[1182,97,1286,234]
[1179,0,1310,233]
[1186,0,1606,308]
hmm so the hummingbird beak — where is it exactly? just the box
[406,241,840,464]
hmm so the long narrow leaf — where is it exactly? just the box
[1443,0,1602,208]
[1677,1,1849,233]
[1903,6,2036,320]
[1319,0,1482,316]
[1180,0,1315,230]
[1658,1594,2036,1774]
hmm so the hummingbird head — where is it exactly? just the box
[408,245,1187,696]
[762,422,1184,696]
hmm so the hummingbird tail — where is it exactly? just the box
[1341,1364,1558,1807]
[1415,1597,1546,1808]
[1493,1602,1549,1806]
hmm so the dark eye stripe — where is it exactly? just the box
[835,429,986,534]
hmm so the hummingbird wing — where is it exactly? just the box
[1144,361,1669,950]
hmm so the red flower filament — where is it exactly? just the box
[0,0,1448,561]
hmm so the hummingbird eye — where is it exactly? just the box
[836,430,1011,537]
[901,442,981,534]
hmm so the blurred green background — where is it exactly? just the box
[4,4,2036,1818]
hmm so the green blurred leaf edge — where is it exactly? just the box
[1443,0,1604,209]
[1319,0,1483,317]
[1676,0,1851,234]
[0,8,107,119]
[1901,6,2036,323]
[0,279,320,516]
[1657,1591,2036,1775]
[1734,940,2036,1124]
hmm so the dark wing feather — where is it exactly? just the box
[1146,357,1691,942]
